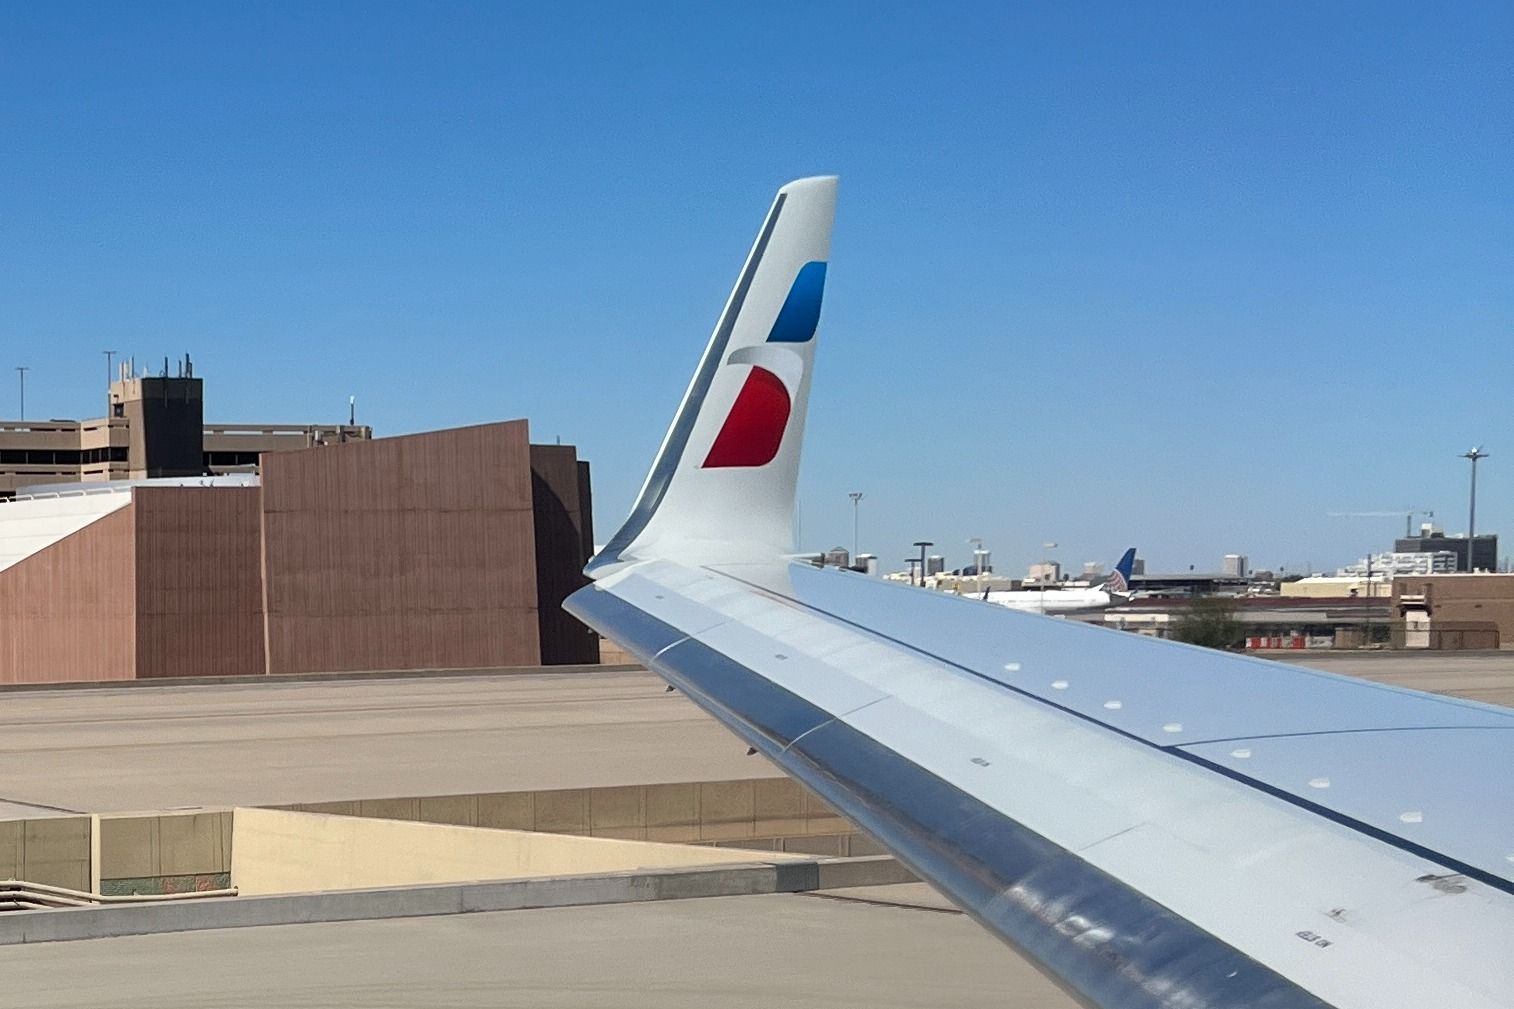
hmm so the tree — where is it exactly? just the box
[1171,596,1243,651]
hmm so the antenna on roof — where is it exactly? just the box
[348,395,356,426]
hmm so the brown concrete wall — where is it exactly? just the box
[0,507,136,684]
[529,444,597,665]
[134,488,266,678]
[260,422,542,673]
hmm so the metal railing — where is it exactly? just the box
[0,485,133,506]
[0,879,237,912]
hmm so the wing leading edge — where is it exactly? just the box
[570,179,1514,1009]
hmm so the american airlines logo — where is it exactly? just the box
[703,261,826,469]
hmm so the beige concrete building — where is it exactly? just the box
[1394,573,1514,649]
[1280,575,1392,598]
[0,358,369,498]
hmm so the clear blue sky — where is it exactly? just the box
[2,2,1509,575]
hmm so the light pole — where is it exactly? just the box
[15,366,28,421]
[1040,541,1058,614]
[848,492,864,562]
[913,540,933,587]
[1461,447,1489,572]
[104,350,117,387]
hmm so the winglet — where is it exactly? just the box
[589,177,838,576]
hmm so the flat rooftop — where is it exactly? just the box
[0,669,781,817]
[1277,650,1514,707]
[0,885,1078,1009]
[2,653,1509,818]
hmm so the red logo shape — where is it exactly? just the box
[703,366,791,468]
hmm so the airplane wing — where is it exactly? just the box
[567,177,1514,1009]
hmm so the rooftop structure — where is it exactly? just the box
[1339,551,1459,578]
[0,356,370,498]
[1280,575,1393,599]
[1026,560,1060,583]
[1395,531,1499,573]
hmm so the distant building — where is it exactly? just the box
[853,554,879,576]
[1222,554,1249,578]
[925,555,945,576]
[1082,561,1105,577]
[1027,561,1061,583]
[0,357,371,499]
[1394,573,1514,649]
[1281,575,1392,599]
[1395,531,1498,573]
[1339,551,1458,578]
[1097,595,1389,648]
[823,546,850,568]
[1130,572,1251,598]
[1131,557,1146,576]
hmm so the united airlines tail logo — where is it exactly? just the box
[703,262,825,468]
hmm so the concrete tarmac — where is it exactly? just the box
[0,670,780,815]
[0,887,1077,1009]
[1277,650,1514,707]
[1,652,1507,816]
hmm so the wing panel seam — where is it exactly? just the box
[702,569,1514,896]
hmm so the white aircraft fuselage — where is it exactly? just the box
[981,586,1122,614]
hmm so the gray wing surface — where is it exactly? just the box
[568,562,1514,1009]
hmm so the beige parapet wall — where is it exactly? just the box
[9,778,872,898]
[0,817,91,891]
[282,776,853,845]
[98,810,232,887]
[231,807,806,896]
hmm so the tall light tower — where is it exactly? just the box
[913,540,933,587]
[1461,447,1489,572]
[967,536,985,575]
[848,492,864,561]
[15,366,28,421]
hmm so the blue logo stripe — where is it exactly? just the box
[766,261,827,343]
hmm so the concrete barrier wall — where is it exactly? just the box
[0,855,916,947]
[0,817,91,891]
[10,780,871,896]
[282,777,853,845]
[231,807,804,896]
[97,811,232,895]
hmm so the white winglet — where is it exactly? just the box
[589,176,837,575]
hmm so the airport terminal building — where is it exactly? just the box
[0,368,597,684]
[0,358,373,499]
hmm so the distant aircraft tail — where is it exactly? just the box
[588,177,838,575]
[1102,547,1137,594]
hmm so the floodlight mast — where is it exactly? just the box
[1461,447,1489,571]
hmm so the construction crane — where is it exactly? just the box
[1326,508,1435,538]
